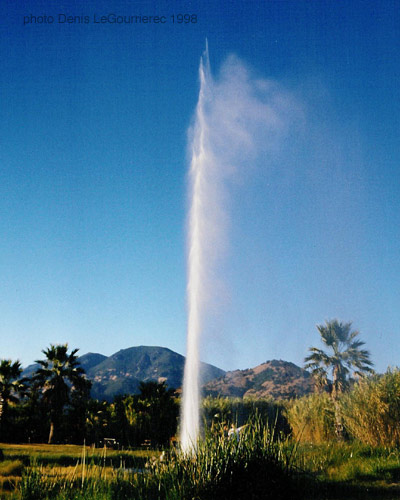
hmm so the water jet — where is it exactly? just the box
[180,44,294,453]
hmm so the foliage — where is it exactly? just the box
[304,319,374,439]
[292,441,400,498]
[202,395,290,437]
[14,418,302,500]
[32,344,90,444]
[145,418,299,500]
[3,430,400,499]
[305,320,373,399]
[0,359,26,441]
[340,368,400,447]
[83,381,179,448]
[127,381,179,447]
[0,459,24,476]
[286,368,400,448]
[285,393,336,443]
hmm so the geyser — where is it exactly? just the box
[180,45,211,453]
[180,45,296,453]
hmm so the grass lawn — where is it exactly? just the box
[0,443,157,498]
[1,441,400,499]
[293,442,400,499]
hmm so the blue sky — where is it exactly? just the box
[1,0,399,373]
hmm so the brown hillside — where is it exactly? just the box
[203,359,313,399]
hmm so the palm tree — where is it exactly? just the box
[135,381,179,447]
[33,344,87,444]
[0,360,25,440]
[305,320,374,397]
[305,319,374,437]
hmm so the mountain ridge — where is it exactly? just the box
[23,345,226,401]
[22,346,313,401]
[203,359,313,399]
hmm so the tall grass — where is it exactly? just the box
[341,369,400,447]
[147,419,298,500]
[285,393,336,444]
[16,418,303,500]
[286,369,400,448]
[202,396,290,436]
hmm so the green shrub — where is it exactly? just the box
[202,396,290,437]
[148,418,300,500]
[0,459,24,476]
[340,368,400,447]
[285,393,336,443]
[17,418,304,500]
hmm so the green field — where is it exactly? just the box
[0,443,156,499]
[294,442,400,499]
[1,437,400,499]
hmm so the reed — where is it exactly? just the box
[16,417,302,499]
[340,369,400,447]
[285,393,336,443]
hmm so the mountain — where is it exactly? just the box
[22,352,108,381]
[203,359,313,399]
[22,348,313,401]
[22,346,224,401]
[78,352,108,372]
[22,363,40,378]
[86,346,225,401]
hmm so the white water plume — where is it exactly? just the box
[180,45,297,453]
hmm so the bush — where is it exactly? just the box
[202,396,290,437]
[285,393,336,443]
[340,368,400,447]
[148,418,300,500]
[17,418,305,500]
[0,459,24,477]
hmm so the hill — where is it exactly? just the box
[23,348,314,401]
[78,352,108,372]
[86,346,225,400]
[203,359,313,399]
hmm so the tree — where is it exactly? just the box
[304,319,374,437]
[132,381,179,447]
[33,344,88,444]
[65,375,92,444]
[0,360,25,440]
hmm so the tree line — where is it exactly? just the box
[2,318,392,448]
[0,344,179,447]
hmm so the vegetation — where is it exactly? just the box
[0,360,26,442]
[0,419,305,500]
[32,345,89,444]
[293,442,400,498]
[202,395,290,436]
[304,319,374,437]
[305,320,374,397]
[0,345,179,448]
[2,328,400,498]
[285,393,336,444]
[340,368,400,447]
[116,381,179,448]
[1,430,400,498]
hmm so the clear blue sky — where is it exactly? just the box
[1,0,399,373]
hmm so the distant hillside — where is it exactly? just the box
[85,346,225,401]
[203,359,313,399]
[78,352,108,372]
[22,348,313,401]
[22,352,107,379]
[23,346,225,401]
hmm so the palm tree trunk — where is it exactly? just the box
[332,369,344,440]
[48,421,55,444]
[333,399,344,440]
[0,399,9,442]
